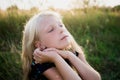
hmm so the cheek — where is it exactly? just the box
[41,34,59,47]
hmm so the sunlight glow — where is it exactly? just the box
[45,0,73,10]
[0,0,120,10]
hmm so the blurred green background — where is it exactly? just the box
[0,5,120,80]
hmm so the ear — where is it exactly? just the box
[34,41,41,48]
[34,41,46,50]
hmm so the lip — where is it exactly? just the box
[61,35,68,40]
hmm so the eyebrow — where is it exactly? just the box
[44,20,62,32]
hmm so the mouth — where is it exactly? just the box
[61,35,68,40]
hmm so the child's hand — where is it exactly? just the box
[56,50,73,59]
[33,48,60,64]
[43,48,72,59]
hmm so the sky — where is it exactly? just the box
[0,0,120,10]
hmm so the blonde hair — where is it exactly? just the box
[21,11,85,80]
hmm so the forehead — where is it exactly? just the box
[40,16,61,30]
[42,16,61,24]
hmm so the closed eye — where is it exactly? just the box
[59,24,63,27]
[48,27,54,33]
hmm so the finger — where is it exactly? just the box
[35,48,41,53]
[33,51,40,57]
[35,61,40,64]
[33,56,42,63]
[33,49,43,57]
[33,56,39,60]
[43,48,57,52]
[33,48,39,56]
[35,58,43,64]
[33,51,42,58]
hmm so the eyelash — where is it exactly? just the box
[59,24,63,27]
[48,24,63,33]
[48,28,54,33]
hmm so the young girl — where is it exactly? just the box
[22,11,101,80]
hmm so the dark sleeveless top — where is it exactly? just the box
[29,51,79,80]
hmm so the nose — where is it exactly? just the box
[58,26,64,33]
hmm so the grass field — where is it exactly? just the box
[0,7,120,80]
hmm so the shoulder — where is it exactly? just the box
[75,50,88,64]
[31,61,55,73]
[29,61,55,80]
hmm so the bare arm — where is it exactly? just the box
[53,54,81,80]
[52,48,101,80]
[43,67,63,80]
[67,52,101,80]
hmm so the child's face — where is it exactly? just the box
[38,16,71,49]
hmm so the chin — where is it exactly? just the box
[57,43,70,50]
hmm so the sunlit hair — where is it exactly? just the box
[21,11,85,80]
